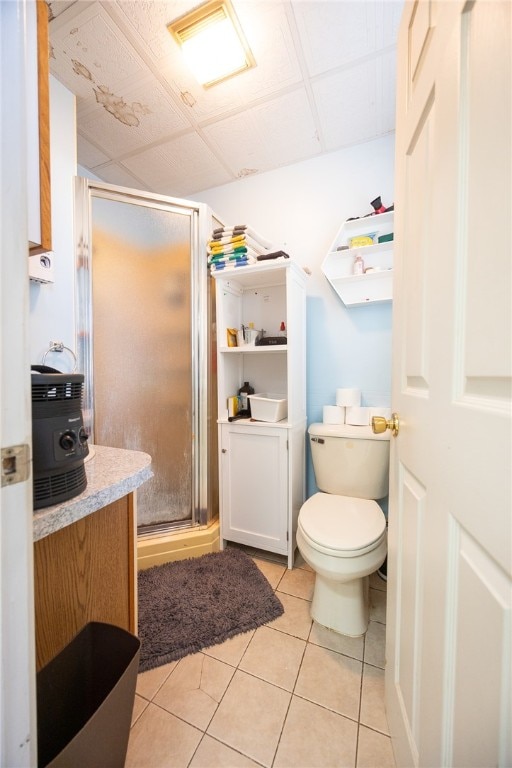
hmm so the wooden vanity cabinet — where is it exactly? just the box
[34,494,137,671]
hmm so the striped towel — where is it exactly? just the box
[211,225,273,251]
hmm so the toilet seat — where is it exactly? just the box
[298,493,386,558]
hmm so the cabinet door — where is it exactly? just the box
[220,426,288,554]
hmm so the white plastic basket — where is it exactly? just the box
[248,393,288,422]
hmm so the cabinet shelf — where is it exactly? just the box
[217,416,291,427]
[326,239,392,262]
[322,211,394,307]
[219,345,288,354]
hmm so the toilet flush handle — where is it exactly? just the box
[372,413,400,437]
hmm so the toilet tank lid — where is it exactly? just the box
[308,423,390,441]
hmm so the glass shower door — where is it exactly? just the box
[75,178,216,533]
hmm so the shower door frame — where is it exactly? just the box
[74,177,212,533]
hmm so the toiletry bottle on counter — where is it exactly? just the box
[353,253,365,275]
[279,321,286,338]
[238,381,254,414]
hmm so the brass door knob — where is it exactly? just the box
[372,413,400,437]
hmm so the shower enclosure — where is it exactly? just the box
[74,178,217,535]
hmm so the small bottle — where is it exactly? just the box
[353,252,365,275]
[279,321,286,337]
[238,381,254,414]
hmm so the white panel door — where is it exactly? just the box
[1,1,37,764]
[387,2,511,766]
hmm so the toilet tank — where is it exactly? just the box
[309,423,390,499]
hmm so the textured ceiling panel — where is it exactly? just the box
[293,1,378,76]
[202,88,320,176]
[313,59,381,150]
[48,0,403,196]
[77,75,189,156]
[113,0,201,61]
[50,3,145,96]
[121,133,233,196]
[89,162,147,190]
[293,1,402,77]
[377,49,398,134]
[77,134,111,168]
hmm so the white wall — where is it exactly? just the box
[29,76,76,371]
[194,134,395,494]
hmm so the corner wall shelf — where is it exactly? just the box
[322,210,394,307]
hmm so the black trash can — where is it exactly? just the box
[37,622,141,768]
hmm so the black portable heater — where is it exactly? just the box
[31,366,89,510]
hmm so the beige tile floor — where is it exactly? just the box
[127,547,395,768]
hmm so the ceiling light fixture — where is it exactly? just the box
[168,0,255,88]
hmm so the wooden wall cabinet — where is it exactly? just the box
[28,0,52,255]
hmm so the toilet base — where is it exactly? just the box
[311,573,370,637]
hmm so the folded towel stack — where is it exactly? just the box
[207,225,274,271]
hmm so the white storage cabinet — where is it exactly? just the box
[213,261,307,568]
[321,210,394,307]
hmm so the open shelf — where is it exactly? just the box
[322,210,394,307]
[218,345,288,354]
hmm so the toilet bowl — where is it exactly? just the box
[297,423,390,637]
[297,493,386,635]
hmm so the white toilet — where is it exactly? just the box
[297,423,390,637]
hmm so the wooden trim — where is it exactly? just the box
[29,0,51,255]
[127,492,137,633]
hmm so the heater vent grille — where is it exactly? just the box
[33,464,87,509]
[32,381,83,403]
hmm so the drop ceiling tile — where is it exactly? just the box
[375,1,404,48]
[202,89,320,176]
[292,0,403,77]
[77,134,111,168]
[49,2,146,98]
[375,50,397,134]
[76,75,189,157]
[113,1,200,61]
[89,162,147,191]
[47,2,79,22]
[313,59,387,151]
[121,133,233,196]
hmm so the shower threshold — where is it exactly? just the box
[136,519,220,570]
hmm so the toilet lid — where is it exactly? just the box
[299,493,386,551]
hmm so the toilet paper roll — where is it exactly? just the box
[345,406,371,426]
[336,388,361,407]
[323,405,345,425]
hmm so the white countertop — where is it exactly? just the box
[33,444,153,542]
